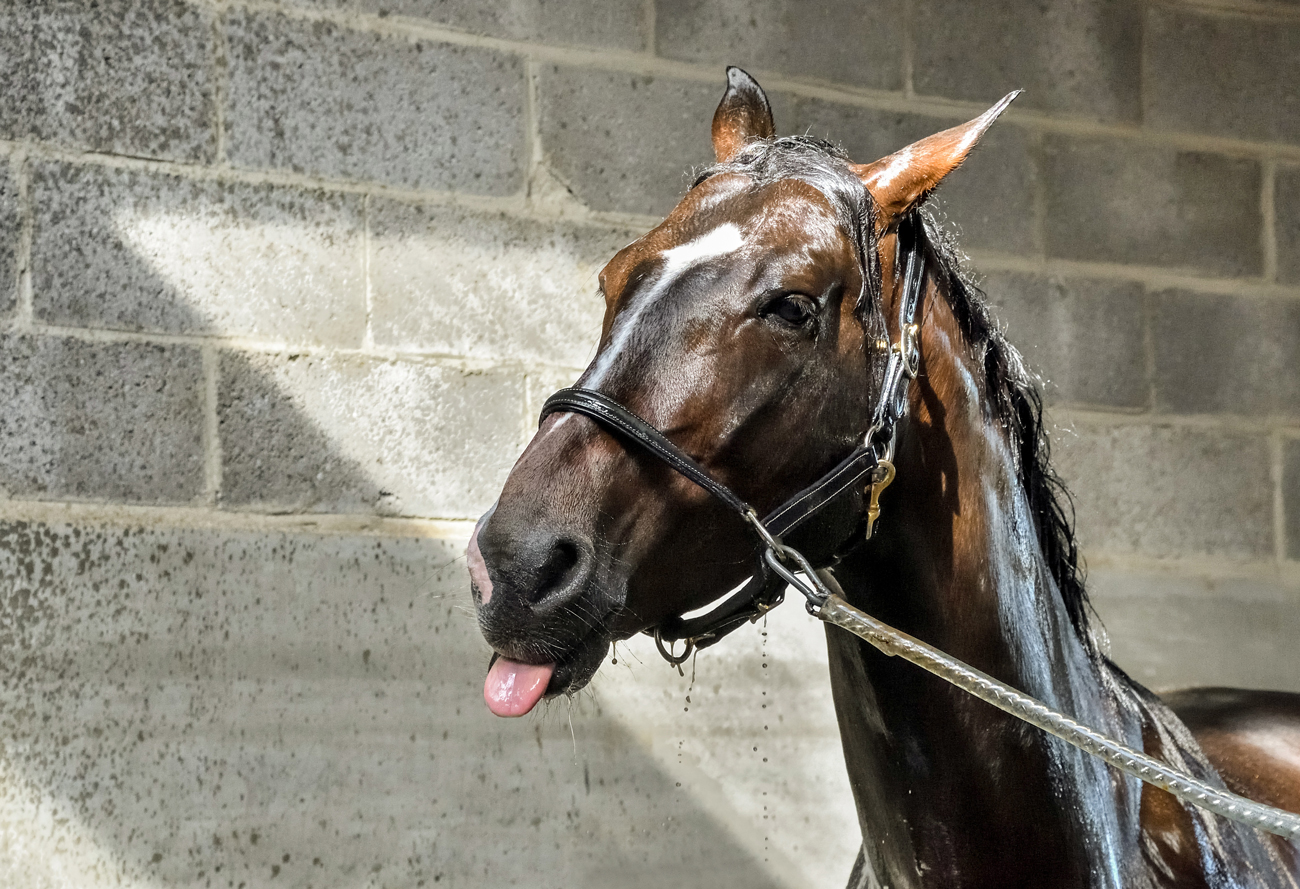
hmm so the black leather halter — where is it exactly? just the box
[539,215,926,658]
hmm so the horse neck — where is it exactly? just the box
[828,272,1139,887]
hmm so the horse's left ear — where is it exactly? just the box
[852,91,1021,224]
[712,67,775,163]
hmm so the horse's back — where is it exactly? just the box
[1162,687,1300,819]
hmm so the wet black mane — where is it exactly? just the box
[922,221,1096,655]
[695,137,1095,655]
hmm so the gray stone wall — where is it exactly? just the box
[0,1,1297,887]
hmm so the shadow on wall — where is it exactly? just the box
[0,163,794,887]
[0,526,783,889]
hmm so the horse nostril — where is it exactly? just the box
[525,539,582,605]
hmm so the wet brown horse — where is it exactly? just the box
[468,68,1300,886]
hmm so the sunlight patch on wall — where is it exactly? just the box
[0,764,158,889]
[107,200,366,347]
[367,201,624,367]
[591,604,860,889]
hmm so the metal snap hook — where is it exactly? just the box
[864,459,896,541]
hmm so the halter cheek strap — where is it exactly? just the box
[538,215,926,656]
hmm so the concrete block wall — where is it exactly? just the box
[0,1,1298,887]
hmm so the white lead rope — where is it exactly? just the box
[814,593,1300,842]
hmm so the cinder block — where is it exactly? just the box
[369,200,631,366]
[1277,165,1300,285]
[1089,569,1300,693]
[536,66,726,216]
[224,10,526,193]
[981,272,1146,408]
[0,0,214,161]
[1286,438,1300,561]
[1145,6,1300,145]
[31,161,366,347]
[0,520,797,888]
[1042,135,1262,276]
[654,0,905,90]
[913,0,1141,122]
[1151,290,1300,417]
[594,598,861,886]
[1052,423,1273,559]
[218,352,525,518]
[0,335,204,503]
[0,161,17,318]
[794,100,1036,253]
[284,0,647,50]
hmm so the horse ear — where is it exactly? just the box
[712,67,775,163]
[852,91,1021,223]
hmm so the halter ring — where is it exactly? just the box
[654,629,695,666]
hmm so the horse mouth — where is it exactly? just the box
[483,632,609,717]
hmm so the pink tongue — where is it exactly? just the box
[484,657,555,717]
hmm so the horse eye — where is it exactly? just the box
[764,294,816,327]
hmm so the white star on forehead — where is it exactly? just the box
[583,224,745,389]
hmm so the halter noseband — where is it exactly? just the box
[538,215,927,662]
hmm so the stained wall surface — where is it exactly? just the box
[0,1,1298,887]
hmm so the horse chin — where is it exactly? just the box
[545,633,610,697]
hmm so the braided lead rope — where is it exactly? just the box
[816,594,1300,842]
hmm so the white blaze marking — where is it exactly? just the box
[585,224,744,386]
[659,223,745,275]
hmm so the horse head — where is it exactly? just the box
[469,67,1015,717]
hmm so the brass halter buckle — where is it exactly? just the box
[864,460,896,541]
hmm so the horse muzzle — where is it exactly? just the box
[469,512,616,716]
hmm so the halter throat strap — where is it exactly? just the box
[538,215,926,655]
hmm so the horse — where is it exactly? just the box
[467,66,1300,887]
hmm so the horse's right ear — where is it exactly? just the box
[851,91,1020,224]
[712,67,775,163]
